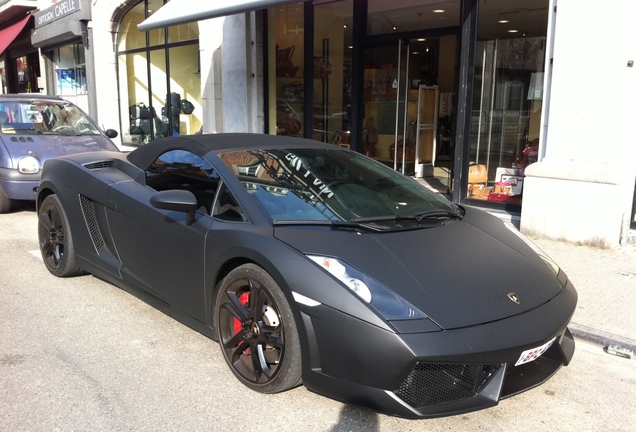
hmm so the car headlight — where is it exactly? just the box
[307,255,427,320]
[17,156,40,174]
[504,222,568,287]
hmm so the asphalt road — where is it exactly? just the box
[1,204,635,432]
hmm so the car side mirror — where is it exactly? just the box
[105,129,119,138]
[150,190,197,225]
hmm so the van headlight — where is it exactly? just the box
[18,156,40,174]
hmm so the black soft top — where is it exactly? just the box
[126,133,337,170]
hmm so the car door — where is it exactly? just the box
[105,149,218,321]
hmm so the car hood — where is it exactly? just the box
[274,207,564,330]
[0,134,117,168]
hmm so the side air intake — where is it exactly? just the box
[84,161,115,170]
[79,195,105,252]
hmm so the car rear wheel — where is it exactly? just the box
[38,194,83,277]
[0,184,13,213]
[215,264,302,393]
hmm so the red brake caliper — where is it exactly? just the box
[234,291,251,354]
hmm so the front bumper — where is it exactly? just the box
[296,280,577,418]
[0,168,40,200]
[387,327,574,417]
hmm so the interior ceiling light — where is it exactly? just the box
[508,29,519,33]
[498,19,510,23]
[433,9,445,13]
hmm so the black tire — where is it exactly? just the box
[0,184,13,214]
[215,263,302,393]
[38,194,83,277]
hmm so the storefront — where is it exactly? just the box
[114,0,202,145]
[31,0,94,112]
[0,1,38,94]
[107,0,636,246]
[138,1,550,209]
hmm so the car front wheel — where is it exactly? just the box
[38,194,83,277]
[215,264,302,393]
[0,184,13,213]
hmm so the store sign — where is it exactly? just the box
[34,0,83,28]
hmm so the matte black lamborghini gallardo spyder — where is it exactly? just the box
[36,133,576,418]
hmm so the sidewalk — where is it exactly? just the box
[477,206,636,352]
[532,237,636,352]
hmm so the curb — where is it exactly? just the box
[569,322,636,354]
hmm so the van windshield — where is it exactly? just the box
[0,100,101,136]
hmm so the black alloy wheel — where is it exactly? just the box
[215,264,302,393]
[38,194,83,277]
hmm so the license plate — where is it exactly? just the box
[515,337,556,366]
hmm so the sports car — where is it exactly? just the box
[0,93,119,213]
[36,133,576,418]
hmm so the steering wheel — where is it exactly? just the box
[52,125,75,133]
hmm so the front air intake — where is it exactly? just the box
[393,362,501,408]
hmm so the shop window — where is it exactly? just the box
[52,44,87,97]
[468,1,549,206]
[1,52,39,94]
[168,21,199,44]
[268,3,305,138]
[268,1,354,144]
[367,2,460,36]
[313,0,353,145]
[118,2,147,51]
[15,56,32,93]
[116,0,201,145]
[0,61,6,94]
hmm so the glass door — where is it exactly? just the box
[362,39,438,176]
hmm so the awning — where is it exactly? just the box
[0,14,31,57]
[138,0,299,31]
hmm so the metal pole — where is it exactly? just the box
[393,39,402,171]
[401,41,411,174]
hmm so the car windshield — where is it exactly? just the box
[218,148,459,225]
[0,100,101,136]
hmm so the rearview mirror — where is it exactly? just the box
[150,190,197,225]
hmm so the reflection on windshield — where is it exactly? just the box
[219,148,458,225]
[0,100,101,136]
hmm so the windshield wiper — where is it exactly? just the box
[272,219,390,232]
[272,209,462,232]
[348,210,462,224]
[410,209,463,223]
